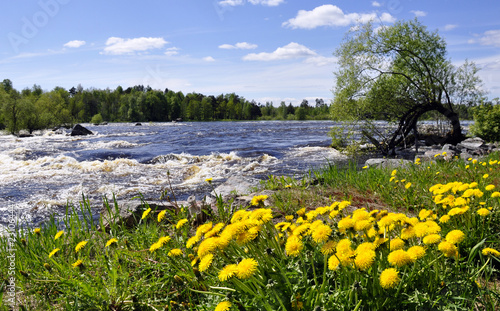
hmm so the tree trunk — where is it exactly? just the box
[434,104,465,144]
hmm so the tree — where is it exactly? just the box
[331,19,485,155]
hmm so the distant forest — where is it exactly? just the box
[0,79,330,134]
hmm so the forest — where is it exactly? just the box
[0,79,330,134]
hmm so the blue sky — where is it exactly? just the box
[1,0,499,105]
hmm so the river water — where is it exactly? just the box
[0,121,348,230]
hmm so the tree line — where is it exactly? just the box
[0,79,330,134]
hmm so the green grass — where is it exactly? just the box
[1,152,499,310]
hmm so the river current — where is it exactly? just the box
[0,121,348,230]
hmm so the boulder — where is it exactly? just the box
[364,158,412,168]
[135,122,142,126]
[211,175,261,201]
[458,137,484,150]
[71,124,93,136]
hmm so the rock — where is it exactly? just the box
[71,124,93,136]
[211,176,261,201]
[458,137,484,150]
[364,158,412,168]
[232,190,275,210]
[135,122,142,126]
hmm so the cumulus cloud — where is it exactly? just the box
[372,1,382,7]
[410,10,427,17]
[219,42,258,49]
[165,47,180,56]
[243,42,316,61]
[102,37,167,55]
[282,4,395,29]
[443,24,458,31]
[471,30,500,47]
[203,56,216,62]
[64,40,86,48]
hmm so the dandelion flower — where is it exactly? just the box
[54,230,64,240]
[236,258,258,279]
[199,254,214,272]
[205,177,213,183]
[362,165,368,169]
[380,268,400,289]
[149,242,162,252]
[250,195,268,206]
[157,210,167,222]
[186,235,200,249]
[446,230,465,244]
[141,207,152,220]
[483,174,489,179]
[387,250,411,267]
[485,184,495,191]
[423,234,441,245]
[48,248,60,258]
[328,255,340,270]
[482,248,500,257]
[439,215,450,223]
[391,169,397,176]
[355,250,376,271]
[75,241,88,253]
[168,249,183,257]
[72,259,83,268]
[477,208,490,217]
[407,246,426,262]
[34,228,41,235]
[176,218,188,230]
[405,182,412,189]
[321,240,337,255]
[390,238,405,251]
[438,241,458,257]
[105,238,118,247]
[286,235,304,257]
[491,191,500,198]
[218,264,238,282]
[311,224,332,243]
[215,301,231,311]
[338,216,355,232]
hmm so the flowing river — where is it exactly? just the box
[0,121,348,230]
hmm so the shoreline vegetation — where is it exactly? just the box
[1,150,499,310]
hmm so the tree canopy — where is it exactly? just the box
[331,19,485,154]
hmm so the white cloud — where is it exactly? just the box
[248,0,284,6]
[282,4,395,29]
[472,30,500,47]
[102,37,168,55]
[203,56,216,62]
[303,56,337,66]
[219,42,258,49]
[243,42,316,61]
[64,40,86,48]
[165,47,180,56]
[410,10,427,17]
[444,24,458,31]
[372,1,382,7]
[218,0,244,6]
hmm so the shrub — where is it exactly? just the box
[470,102,500,142]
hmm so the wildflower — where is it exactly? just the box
[321,240,337,255]
[205,177,213,183]
[338,216,355,232]
[158,236,171,246]
[390,238,405,251]
[198,237,217,258]
[362,165,368,169]
[439,215,450,223]
[34,228,41,235]
[236,228,258,245]
[286,235,304,257]
[438,241,458,257]
[423,234,441,245]
[445,230,465,245]
[482,248,500,257]
[236,258,258,279]
[250,195,268,206]
[414,222,429,238]
[219,264,238,282]
[75,241,88,253]
[196,222,213,236]
[168,249,183,257]
[400,226,416,240]
[72,259,83,268]
[418,209,432,221]
[285,215,294,221]
[387,250,412,267]
[389,177,396,182]
[48,248,60,258]
[492,191,500,198]
[296,208,306,217]
[54,230,64,240]
[43,263,51,270]
[477,208,490,217]
[105,238,118,247]
[186,235,200,249]
[485,184,495,191]
[176,218,188,230]
[205,223,225,238]
[407,246,426,262]
[405,182,412,189]
[311,224,332,243]
[391,169,397,176]
[380,268,400,289]
[157,210,167,222]
[199,254,214,272]
[215,301,231,311]
[483,174,489,179]
[328,255,340,270]
[149,242,162,252]
[355,250,376,271]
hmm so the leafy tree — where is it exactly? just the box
[470,98,500,142]
[331,19,485,155]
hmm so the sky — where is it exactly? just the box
[1,0,499,105]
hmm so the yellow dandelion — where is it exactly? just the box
[407,246,426,262]
[286,235,304,257]
[168,248,183,257]
[362,165,368,169]
[491,191,500,198]
[483,174,489,179]
[390,238,405,251]
[485,184,495,191]
[48,248,60,258]
[54,230,64,240]
[198,237,217,258]
[250,195,268,206]
[355,250,376,271]
[405,182,412,189]
[296,207,306,216]
[186,235,200,249]
[157,210,167,222]
[285,215,294,221]
[328,255,340,270]
[75,241,88,253]
[199,254,214,272]
[414,222,429,238]
[218,264,238,282]
[141,207,152,220]
[175,218,188,230]
[105,238,118,247]
[391,169,397,176]
[446,230,465,244]
[477,208,490,217]
[400,226,416,240]
[423,234,441,245]
[205,177,213,183]
[439,215,451,223]
[380,268,400,289]
[338,216,355,232]
[215,301,231,311]
[205,223,225,238]
[321,240,337,255]
[311,224,332,243]
[149,242,162,252]
[387,250,411,267]
[34,228,41,235]
[482,248,500,257]
[236,258,258,279]
[438,241,458,257]
[72,259,83,268]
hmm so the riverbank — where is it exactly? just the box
[1,150,499,310]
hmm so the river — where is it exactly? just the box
[0,121,348,230]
